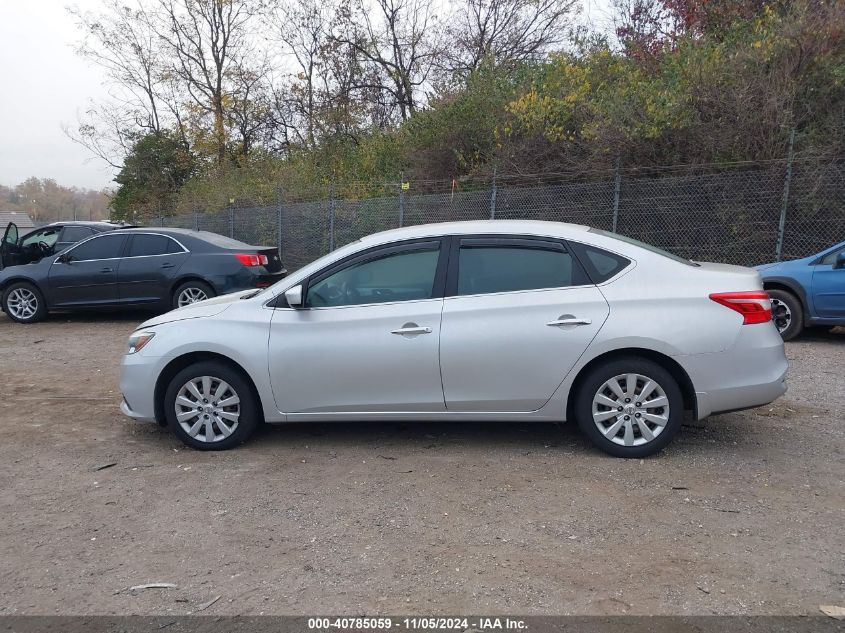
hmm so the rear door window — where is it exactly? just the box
[128,234,183,257]
[455,238,587,296]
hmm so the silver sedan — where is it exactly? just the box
[120,221,788,457]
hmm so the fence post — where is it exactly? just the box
[228,206,235,239]
[276,187,284,256]
[776,128,796,262]
[159,215,164,228]
[328,180,336,252]
[193,212,199,232]
[612,155,621,233]
[398,172,405,228]
[490,167,498,220]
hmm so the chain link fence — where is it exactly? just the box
[153,158,845,273]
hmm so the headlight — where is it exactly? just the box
[127,331,155,354]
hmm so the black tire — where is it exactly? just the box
[574,357,685,458]
[164,361,260,450]
[172,280,215,310]
[2,281,48,324]
[768,288,803,341]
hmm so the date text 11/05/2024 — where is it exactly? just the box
[307,618,528,631]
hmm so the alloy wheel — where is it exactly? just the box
[177,287,208,307]
[6,288,38,320]
[592,373,670,447]
[770,298,792,334]
[174,376,241,443]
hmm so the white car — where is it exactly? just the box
[120,221,788,457]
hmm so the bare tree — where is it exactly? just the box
[444,0,579,77]
[272,0,334,146]
[335,0,441,121]
[153,0,262,164]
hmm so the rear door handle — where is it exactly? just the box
[161,263,175,269]
[100,267,114,273]
[391,324,432,336]
[547,317,592,327]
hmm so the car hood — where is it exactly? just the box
[138,289,257,329]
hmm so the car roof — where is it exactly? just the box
[358,220,591,246]
[41,220,135,229]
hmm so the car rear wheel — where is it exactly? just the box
[575,358,684,458]
[164,361,259,450]
[767,289,803,341]
[173,280,215,309]
[2,282,48,324]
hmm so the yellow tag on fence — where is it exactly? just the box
[401,182,410,190]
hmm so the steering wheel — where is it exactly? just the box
[37,241,52,254]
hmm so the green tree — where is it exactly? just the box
[111,132,196,221]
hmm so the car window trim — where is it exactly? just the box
[812,243,845,266]
[124,232,190,258]
[305,238,448,309]
[269,237,449,310]
[444,234,591,297]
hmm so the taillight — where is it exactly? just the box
[709,291,773,325]
[235,253,268,267]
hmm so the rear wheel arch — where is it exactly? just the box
[762,279,808,317]
[154,352,264,427]
[566,348,698,421]
[170,275,216,298]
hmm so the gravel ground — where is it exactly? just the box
[0,312,842,616]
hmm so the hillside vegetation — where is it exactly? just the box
[69,0,845,220]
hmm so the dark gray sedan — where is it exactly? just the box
[0,228,285,323]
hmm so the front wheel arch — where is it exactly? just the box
[566,348,698,422]
[154,352,264,427]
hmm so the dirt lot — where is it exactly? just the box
[0,312,842,616]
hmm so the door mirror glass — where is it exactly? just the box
[57,252,72,264]
[284,284,303,308]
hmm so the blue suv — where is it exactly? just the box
[757,240,845,340]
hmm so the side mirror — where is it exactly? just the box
[57,253,72,264]
[835,252,845,270]
[284,284,304,308]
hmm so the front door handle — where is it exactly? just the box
[391,323,432,336]
[161,262,175,269]
[547,317,592,327]
[100,267,114,273]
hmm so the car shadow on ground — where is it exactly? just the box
[793,325,844,342]
[128,413,761,460]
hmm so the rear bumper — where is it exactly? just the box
[676,323,788,419]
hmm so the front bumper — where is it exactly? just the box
[120,352,167,423]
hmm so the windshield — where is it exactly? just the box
[589,228,698,266]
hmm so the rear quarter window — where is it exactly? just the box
[568,241,631,283]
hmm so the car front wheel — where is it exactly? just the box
[2,282,48,324]
[575,357,684,458]
[164,361,259,450]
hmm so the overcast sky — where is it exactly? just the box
[0,0,615,193]
[0,1,118,191]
